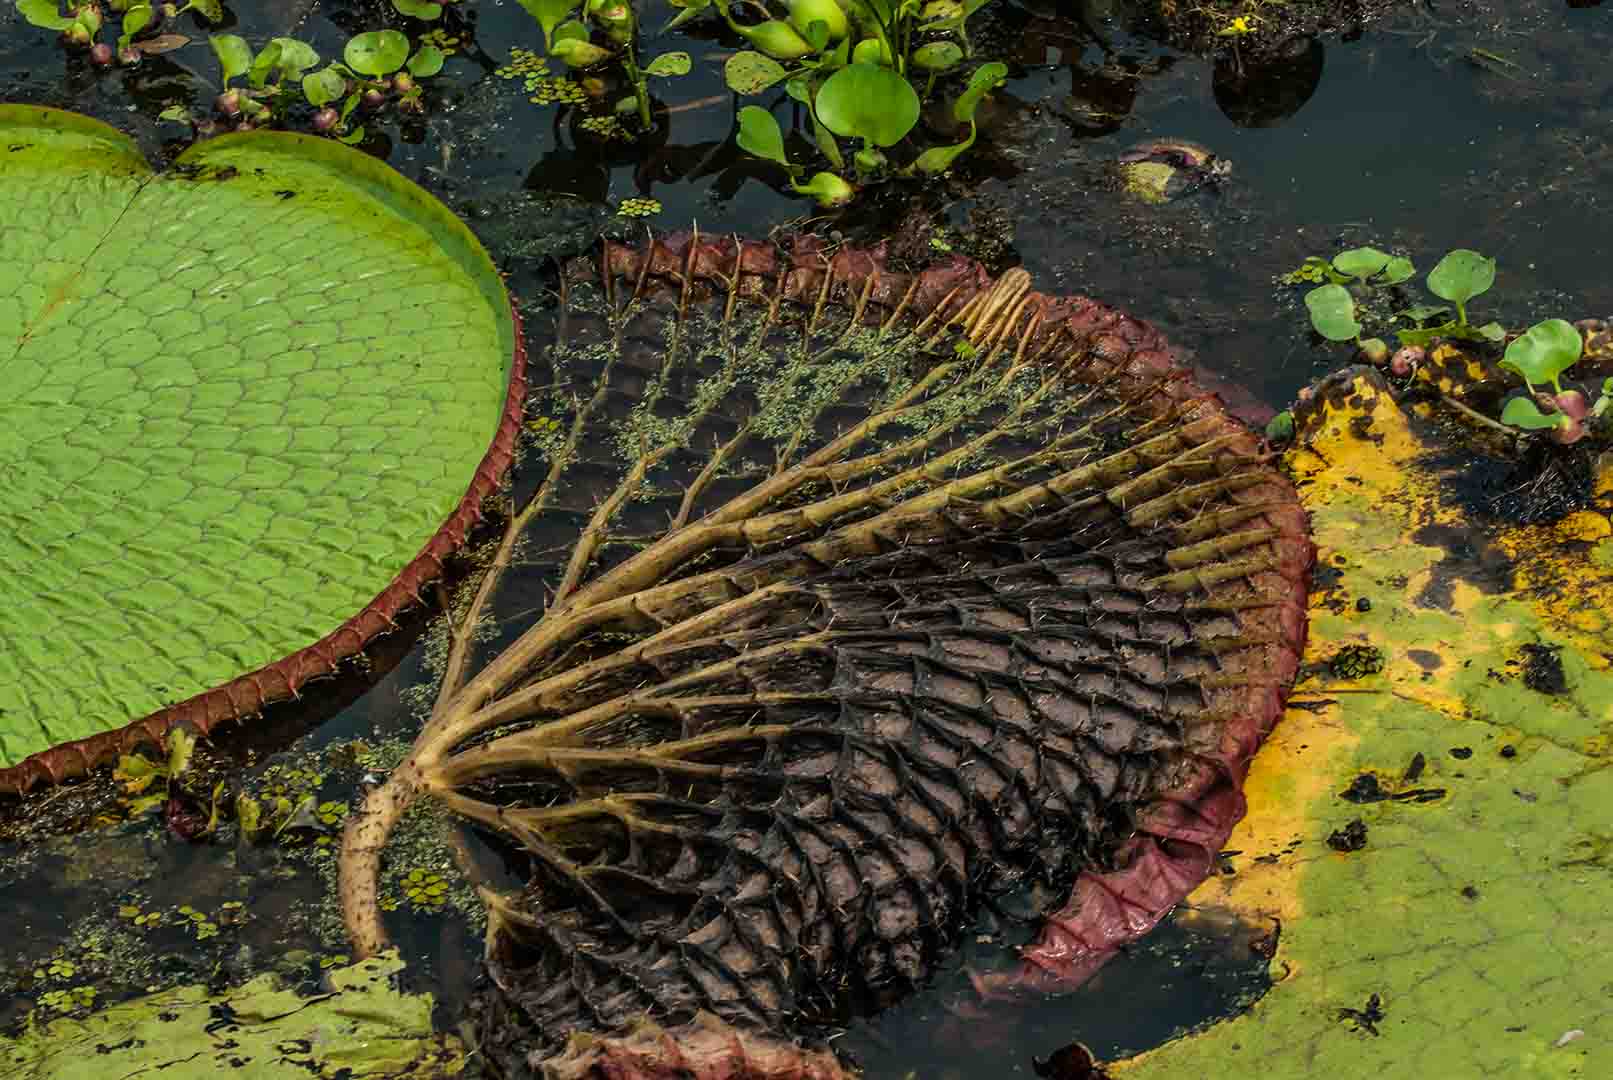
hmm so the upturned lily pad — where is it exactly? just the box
[0,106,523,792]
[1117,369,1613,1078]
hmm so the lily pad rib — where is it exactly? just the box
[608,233,1313,996]
[0,303,528,796]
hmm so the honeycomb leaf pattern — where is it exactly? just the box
[1118,370,1613,1079]
[0,105,522,790]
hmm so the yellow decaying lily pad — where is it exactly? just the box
[1118,369,1613,1078]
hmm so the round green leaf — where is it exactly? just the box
[17,0,76,31]
[735,105,788,168]
[0,107,519,788]
[344,30,410,77]
[911,40,963,73]
[408,44,446,78]
[1304,283,1361,342]
[1500,396,1567,430]
[301,66,347,107]
[643,51,692,77]
[814,63,920,147]
[1380,255,1415,284]
[1329,246,1391,280]
[268,37,321,76]
[211,33,252,84]
[1426,248,1496,306]
[952,60,1007,123]
[394,0,444,18]
[1501,317,1583,389]
[725,50,789,95]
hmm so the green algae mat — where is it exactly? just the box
[2,951,463,1078]
[1118,370,1613,1078]
[0,105,523,792]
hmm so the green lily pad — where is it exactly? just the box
[1117,371,1613,1079]
[0,106,521,790]
[2,951,464,1078]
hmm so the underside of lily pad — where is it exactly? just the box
[336,232,1313,1078]
[0,105,525,793]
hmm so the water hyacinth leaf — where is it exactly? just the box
[268,36,321,76]
[1500,396,1567,430]
[797,170,855,204]
[393,0,444,18]
[302,65,346,106]
[16,0,76,31]
[1501,317,1583,389]
[211,32,252,83]
[248,40,283,88]
[815,62,920,146]
[1380,255,1415,284]
[121,4,151,41]
[787,0,848,39]
[1426,248,1496,309]
[518,0,581,47]
[911,40,963,72]
[344,29,410,76]
[0,106,520,791]
[1475,321,1506,343]
[1304,283,1360,342]
[189,0,221,20]
[551,37,612,67]
[1329,246,1391,280]
[408,44,445,78]
[735,104,790,168]
[735,19,815,61]
[725,50,790,94]
[1395,304,1449,324]
[953,60,1007,123]
[643,51,691,77]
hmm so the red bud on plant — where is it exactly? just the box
[1554,390,1588,421]
[64,23,92,46]
[117,45,141,66]
[1358,338,1390,366]
[1389,345,1423,378]
[393,72,417,95]
[216,89,241,116]
[90,42,115,66]
[312,107,339,132]
[363,88,385,108]
[1552,418,1586,445]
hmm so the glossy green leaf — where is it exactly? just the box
[643,51,692,77]
[1304,283,1361,342]
[1330,246,1391,280]
[796,170,855,206]
[210,33,252,83]
[815,62,920,147]
[1500,396,1568,430]
[952,60,1007,123]
[725,50,789,94]
[1426,249,1496,308]
[301,65,346,106]
[121,4,151,40]
[189,0,221,21]
[1501,317,1583,389]
[519,0,581,48]
[393,0,443,18]
[344,29,410,76]
[1394,304,1450,324]
[247,40,283,88]
[0,106,515,779]
[736,105,789,168]
[911,40,962,73]
[408,44,445,77]
[268,37,321,76]
[1380,255,1415,284]
[16,0,76,31]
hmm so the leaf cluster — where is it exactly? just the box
[17,0,220,64]
[1293,247,1505,356]
[513,0,690,134]
[716,0,1006,201]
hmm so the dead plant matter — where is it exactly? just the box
[337,232,1310,1078]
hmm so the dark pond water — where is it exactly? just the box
[1,0,1610,1076]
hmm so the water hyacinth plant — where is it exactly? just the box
[514,0,692,134]
[709,0,1006,202]
[16,0,220,66]
[1497,318,1612,445]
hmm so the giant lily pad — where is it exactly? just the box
[0,106,524,792]
[1117,370,1613,1078]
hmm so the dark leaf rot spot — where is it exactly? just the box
[275,190,296,200]
[1355,596,1372,612]
[1449,746,1473,759]
[1500,744,1517,758]
[1338,992,1385,1036]
[1327,818,1369,852]
[1034,1043,1113,1079]
[1340,773,1446,805]
[1406,648,1442,671]
[204,1003,238,1035]
[1461,885,1480,899]
[1403,752,1427,782]
[1517,643,1567,694]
